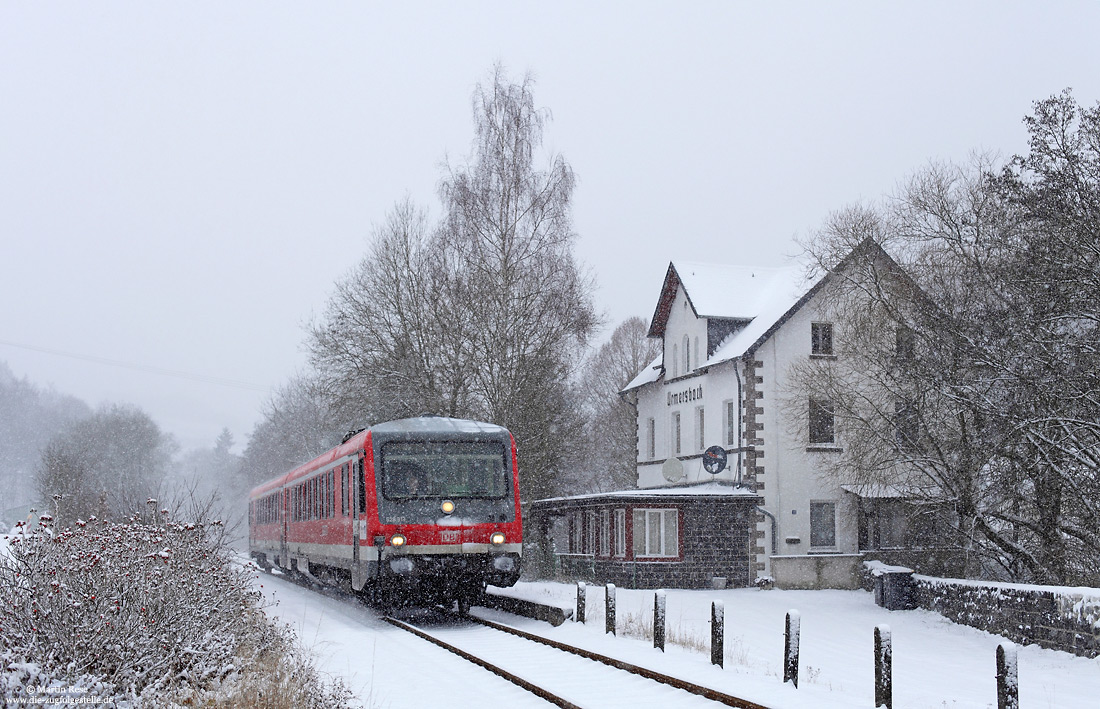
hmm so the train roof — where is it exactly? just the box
[370,415,509,437]
[247,416,509,499]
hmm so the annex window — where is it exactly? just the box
[671,411,682,456]
[724,399,736,446]
[809,398,835,445]
[570,511,583,553]
[811,322,834,356]
[810,501,837,549]
[695,406,705,451]
[585,510,597,555]
[600,510,611,557]
[613,509,626,558]
[632,508,679,558]
[646,417,656,459]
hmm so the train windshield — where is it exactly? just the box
[380,440,509,500]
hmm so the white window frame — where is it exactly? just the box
[613,509,626,558]
[723,399,736,447]
[695,406,705,452]
[600,509,611,557]
[810,500,837,549]
[646,417,656,459]
[672,344,679,378]
[570,511,583,553]
[671,411,682,455]
[585,510,597,555]
[632,508,679,558]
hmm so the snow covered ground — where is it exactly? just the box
[257,574,1100,708]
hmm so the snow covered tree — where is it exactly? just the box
[567,317,661,492]
[238,375,345,489]
[793,92,1100,584]
[310,65,598,504]
[34,404,176,525]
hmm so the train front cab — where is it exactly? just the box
[363,419,522,607]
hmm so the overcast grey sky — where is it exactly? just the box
[2,2,1098,453]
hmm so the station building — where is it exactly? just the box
[529,240,930,589]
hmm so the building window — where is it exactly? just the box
[896,325,915,361]
[811,322,834,356]
[671,411,682,455]
[810,501,837,548]
[600,510,611,557]
[632,508,679,558]
[695,406,705,451]
[694,336,700,370]
[724,399,736,446]
[894,400,919,451]
[683,335,690,373]
[585,510,597,555]
[809,398,835,445]
[570,511,583,553]
[646,418,656,459]
[672,344,679,378]
[613,509,626,557]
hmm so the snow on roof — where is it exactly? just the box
[673,261,807,320]
[704,264,823,365]
[531,481,758,506]
[622,354,663,392]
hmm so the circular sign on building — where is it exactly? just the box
[702,445,728,475]
[661,457,685,483]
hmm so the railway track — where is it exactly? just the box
[382,609,769,709]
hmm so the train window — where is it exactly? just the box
[357,459,366,515]
[379,440,508,500]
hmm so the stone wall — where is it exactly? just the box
[862,562,1100,658]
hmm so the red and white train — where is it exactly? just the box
[248,415,522,609]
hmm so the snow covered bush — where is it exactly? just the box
[0,514,352,706]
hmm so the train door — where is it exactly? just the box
[351,455,366,591]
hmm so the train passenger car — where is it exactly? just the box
[248,415,522,608]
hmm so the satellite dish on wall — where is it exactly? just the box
[661,457,685,483]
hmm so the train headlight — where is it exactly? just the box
[441,500,455,515]
[490,532,506,546]
[390,533,407,548]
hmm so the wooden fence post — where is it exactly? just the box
[711,600,725,667]
[576,581,586,624]
[996,642,1019,709]
[605,583,616,635]
[653,590,666,652]
[874,624,892,709]
[784,610,800,687]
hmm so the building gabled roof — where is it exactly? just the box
[626,238,901,393]
[648,261,806,338]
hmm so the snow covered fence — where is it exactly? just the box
[605,583,616,635]
[874,624,891,709]
[653,590,665,651]
[996,641,1018,709]
[710,600,724,668]
[783,609,800,687]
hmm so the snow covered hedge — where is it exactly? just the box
[1,514,353,707]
